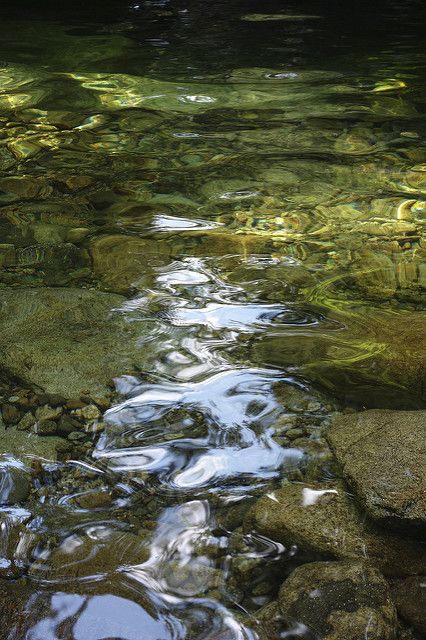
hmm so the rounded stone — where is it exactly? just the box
[0,457,31,505]
[327,410,426,537]
[278,561,397,640]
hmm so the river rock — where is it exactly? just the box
[90,234,171,293]
[253,309,426,408]
[34,420,58,436]
[278,561,397,640]
[392,576,426,634]
[30,528,149,581]
[0,424,69,461]
[1,403,21,425]
[17,411,36,431]
[0,456,30,504]
[244,481,426,577]
[0,287,148,398]
[327,410,426,537]
[35,404,62,422]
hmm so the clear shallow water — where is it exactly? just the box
[0,0,425,638]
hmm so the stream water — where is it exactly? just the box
[0,1,425,638]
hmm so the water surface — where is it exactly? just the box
[0,1,425,638]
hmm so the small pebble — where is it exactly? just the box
[76,404,101,421]
[17,412,36,431]
[34,420,57,436]
[67,431,87,442]
[1,404,21,425]
[35,405,62,422]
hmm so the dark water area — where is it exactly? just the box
[0,1,425,639]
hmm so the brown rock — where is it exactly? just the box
[392,576,426,634]
[327,410,426,537]
[244,481,426,577]
[278,561,397,640]
[1,403,21,425]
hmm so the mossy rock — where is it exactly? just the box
[0,287,150,397]
[327,410,426,537]
[278,561,397,640]
[244,481,426,577]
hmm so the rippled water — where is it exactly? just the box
[0,0,425,638]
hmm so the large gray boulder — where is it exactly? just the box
[244,481,426,577]
[327,410,426,537]
[0,287,147,398]
[278,561,397,640]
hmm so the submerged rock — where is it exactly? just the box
[89,234,171,294]
[30,528,149,581]
[244,481,426,577]
[0,456,30,504]
[254,308,426,408]
[0,287,148,397]
[328,410,426,537]
[0,425,69,461]
[392,576,426,635]
[278,561,397,640]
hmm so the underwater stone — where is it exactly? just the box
[75,404,101,421]
[278,561,397,640]
[0,457,30,505]
[1,403,21,425]
[0,176,50,199]
[57,414,80,436]
[34,420,58,436]
[392,576,426,634]
[90,234,172,293]
[244,481,426,577]
[0,425,68,461]
[0,287,149,398]
[0,244,16,267]
[16,411,36,431]
[35,405,62,422]
[327,410,426,537]
[30,529,149,581]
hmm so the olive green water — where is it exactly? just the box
[0,1,425,638]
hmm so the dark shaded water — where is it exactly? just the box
[0,1,425,638]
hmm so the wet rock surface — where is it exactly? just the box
[328,410,426,537]
[0,287,147,397]
[244,481,426,577]
[0,424,69,461]
[392,576,426,635]
[0,456,30,505]
[278,561,397,640]
[30,528,149,581]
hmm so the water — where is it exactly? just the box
[0,0,425,638]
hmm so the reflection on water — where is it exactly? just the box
[0,0,425,638]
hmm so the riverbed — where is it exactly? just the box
[0,1,425,638]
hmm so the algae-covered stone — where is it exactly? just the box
[278,561,397,640]
[0,424,68,461]
[254,307,426,408]
[0,287,148,397]
[327,410,426,537]
[252,601,283,640]
[90,234,171,293]
[0,244,16,268]
[0,456,30,504]
[244,481,426,577]
[392,576,426,634]
[30,528,149,581]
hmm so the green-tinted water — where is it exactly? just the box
[0,1,425,638]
